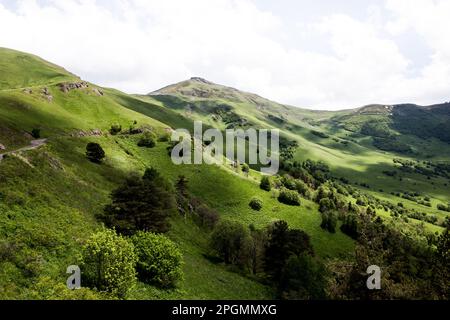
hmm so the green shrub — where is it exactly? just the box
[24,276,113,300]
[86,142,105,163]
[282,175,297,190]
[315,185,330,202]
[210,220,250,267]
[249,197,263,211]
[110,124,122,135]
[158,132,171,142]
[131,232,184,288]
[278,189,301,206]
[260,176,271,191]
[195,204,220,229]
[81,228,137,298]
[280,254,327,299]
[138,132,156,148]
[437,204,450,212]
[295,180,309,196]
[340,214,358,239]
[320,211,337,233]
[310,130,329,139]
[318,198,336,213]
[31,128,41,139]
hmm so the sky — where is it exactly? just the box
[0,0,449,110]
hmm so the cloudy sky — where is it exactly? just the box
[0,0,449,110]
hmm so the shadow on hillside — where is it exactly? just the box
[333,160,450,201]
[202,253,223,264]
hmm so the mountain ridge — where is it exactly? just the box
[149,76,450,114]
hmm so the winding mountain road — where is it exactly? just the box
[0,139,47,162]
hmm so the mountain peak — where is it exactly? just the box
[189,77,214,85]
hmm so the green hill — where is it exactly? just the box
[0,48,352,299]
[0,48,448,300]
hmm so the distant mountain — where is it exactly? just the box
[146,76,450,156]
[145,77,348,139]
[391,103,450,143]
[331,102,450,153]
[150,76,283,105]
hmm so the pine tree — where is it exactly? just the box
[100,169,176,235]
[176,175,190,217]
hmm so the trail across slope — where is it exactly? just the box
[0,139,47,161]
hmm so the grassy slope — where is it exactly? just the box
[0,49,354,299]
[0,47,76,90]
[0,115,274,299]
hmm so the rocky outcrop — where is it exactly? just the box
[70,129,103,137]
[128,125,154,135]
[180,88,211,98]
[58,81,89,93]
[41,87,53,102]
[42,152,65,171]
[21,87,53,101]
[92,88,104,96]
[58,82,104,97]
[190,77,213,85]
[91,129,102,136]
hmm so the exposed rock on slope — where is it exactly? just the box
[70,129,103,137]
[58,81,89,93]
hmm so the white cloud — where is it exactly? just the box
[0,0,449,110]
[383,0,450,103]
